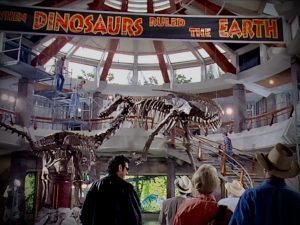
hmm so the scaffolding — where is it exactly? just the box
[0,32,95,130]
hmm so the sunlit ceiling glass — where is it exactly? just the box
[138,55,159,64]
[73,47,103,60]
[113,53,134,63]
[168,52,197,63]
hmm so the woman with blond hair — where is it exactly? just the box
[174,164,232,225]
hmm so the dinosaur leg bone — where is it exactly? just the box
[180,120,197,171]
[137,110,178,165]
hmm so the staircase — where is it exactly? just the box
[166,136,263,188]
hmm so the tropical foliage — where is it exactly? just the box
[25,173,36,214]
[127,176,167,213]
[175,73,192,84]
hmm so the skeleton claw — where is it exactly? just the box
[135,154,147,165]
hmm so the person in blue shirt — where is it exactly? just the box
[229,143,300,225]
[223,132,234,169]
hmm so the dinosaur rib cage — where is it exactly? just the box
[134,98,222,131]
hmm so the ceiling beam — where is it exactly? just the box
[99,0,129,82]
[148,0,170,83]
[153,41,170,83]
[31,36,71,66]
[191,0,234,15]
[99,39,120,81]
[199,43,236,74]
[31,0,111,66]
[30,0,77,66]
[186,0,236,74]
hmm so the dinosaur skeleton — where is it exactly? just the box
[99,91,223,170]
[0,91,223,204]
[0,122,96,205]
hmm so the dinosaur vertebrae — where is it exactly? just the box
[133,97,222,131]
[99,95,222,131]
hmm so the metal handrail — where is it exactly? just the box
[192,136,254,188]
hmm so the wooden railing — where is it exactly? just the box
[191,136,254,188]
[173,134,254,188]
[0,105,294,133]
[219,105,293,134]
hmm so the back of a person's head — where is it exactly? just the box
[107,155,129,175]
[192,164,219,194]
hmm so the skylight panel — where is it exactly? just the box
[69,62,96,79]
[59,43,74,54]
[168,52,197,63]
[138,55,159,64]
[215,45,226,53]
[42,38,55,47]
[175,67,201,83]
[73,47,103,60]
[108,68,133,84]
[113,53,134,63]
[198,49,209,58]
[138,70,164,85]
[105,0,122,10]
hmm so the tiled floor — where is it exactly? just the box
[142,213,160,225]
[143,220,160,225]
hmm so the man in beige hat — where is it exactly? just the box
[229,143,300,225]
[159,176,192,225]
[218,179,245,212]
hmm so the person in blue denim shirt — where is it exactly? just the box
[223,132,234,169]
[229,143,300,225]
[55,56,66,92]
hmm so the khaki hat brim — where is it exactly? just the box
[256,153,300,178]
[225,182,244,197]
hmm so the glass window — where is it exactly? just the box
[168,52,197,63]
[175,66,201,83]
[108,68,133,84]
[69,62,96,80]
[105,0,122,10]
[59,43,74,54]
[74,47,103,60]
[198,48,209,58]
[138,70,164,85]
[44,57,56,74]
[42,38,55,47]
[138,55,159,64]
[113,53,134,63]
[206,63,224,80]
[215,45,226,53]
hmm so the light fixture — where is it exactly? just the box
[8,96,15,103]
[1,94,8,101]
[108,95,113,100]
[78,108,82,112]
[226,107,233,115]
[269,79,274,85]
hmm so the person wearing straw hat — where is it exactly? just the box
[218,180,245,212]
[159,176,193,225]
[229,143,300,225]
